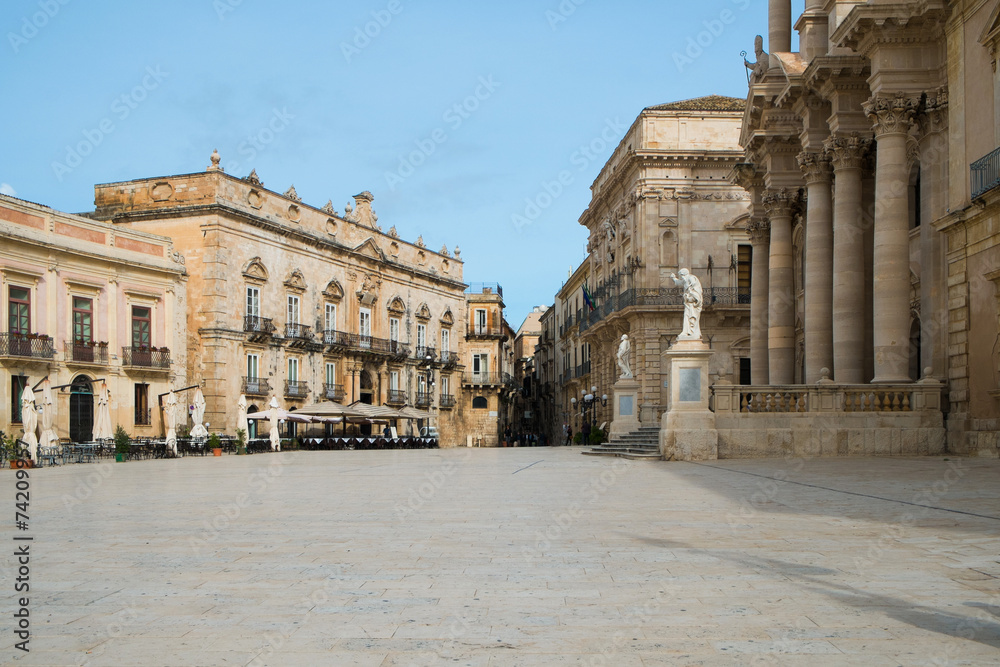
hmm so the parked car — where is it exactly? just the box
[419,426,439,439]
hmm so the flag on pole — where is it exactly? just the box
[582,283,595,311]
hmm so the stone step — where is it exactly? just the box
[582,449,661,460]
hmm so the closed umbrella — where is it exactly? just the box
[164,390,178,456]
[92,382,113,441]
[190,388,208,438]
[20,386,38,462]
[38,378,57,451]
[268,396,280,451]
[237,394,248,437]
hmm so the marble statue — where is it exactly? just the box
[616,334,633,379]
[744,35,768,79]
[670,268,703,340]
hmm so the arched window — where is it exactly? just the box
[472,396,488,409]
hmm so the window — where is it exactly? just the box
[417,323,427,349]
[418,375,427,393]
[288,357,299,382]
[472,396,488,409]
[325,362,336,386]
[287,295,300,325]
[247,287,260,318]
[475,309,487,334]
[737,244,752,291]
[389,317,399,342]
[441,329,450,352]
[473,353,488,377]
[325,303,337,332]
[134,384,150,425]
[11,375,27,423]
[359,307,371,348]
[247,353,259,379]
[131,306,151,348]
[9,286,30,334]
[739,358,751,385]
[390,370,399,390]
[440,375,449,395]
[73,297,93,344]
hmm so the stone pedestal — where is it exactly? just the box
[609,377,641,438]
[660,340,718,461]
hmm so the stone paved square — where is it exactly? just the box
[3,448,1000,666]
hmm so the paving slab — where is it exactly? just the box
[1,448,999,665]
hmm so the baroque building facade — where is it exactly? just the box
[723,0,997,457]
[572,97,753,431]
[1,193,187,442]
[92,152,470,446]
[459,284,515,447]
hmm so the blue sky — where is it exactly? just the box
[1,0,795,326]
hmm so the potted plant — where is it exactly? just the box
[235,428,247,456]
[113,424,130,462]
[208,432,223,457]
[3,433,32,469]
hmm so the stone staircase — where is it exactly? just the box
[582,426,661,460]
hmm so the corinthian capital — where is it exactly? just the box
[824,132,872,171]
[762,188,796,217]
[746,217,771,244]
[916,85,949,136]
[797,151,832,184]
[863,92,918,137]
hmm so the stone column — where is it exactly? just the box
[746,218,770,384]
[864,93,916,383]
[825,133,871,384]
[798,152,834,383]
[916,89,949,379]
[797,0,829,62]
[763,190,795,385]
[769,0,792,68]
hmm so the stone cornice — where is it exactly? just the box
[832,1,950,56]
[107,202,466,292]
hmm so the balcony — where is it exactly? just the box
[284,380,309,399]
[322,329,410,360]
[579,287,751,333]
[322,383,345,402]
[121,346,170,370]
[468,325,504,338]
[465,282,503,297]
[972,146,1000,199]
[284,322,313,344]
[440,350,458,367]
[64,341,109,365]
[242,376,271,397]
[439,393,456,409]
[0,332,55,361]
[575,360,591,378]
[386,389,407,406]
[416,346,437,364]
[462,372,510,386]
[243,315,276,339]
[416,392,433,408]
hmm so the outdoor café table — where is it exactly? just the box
[70,443,97,463]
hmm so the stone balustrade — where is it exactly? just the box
[712,380,943,415]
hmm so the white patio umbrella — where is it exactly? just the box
[189,388,208,438]
[92,381,113,441]
[237,394,249,437]
[38,378,57,451]
[20,386,38,462]
[164,390,178,456]
[268,396,280,451]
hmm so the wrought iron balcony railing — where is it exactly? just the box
[322,329,410,358]
[64,341,109,365]
[284,323,312,341]
[0,332,55,360]
[243,315,276,335]
[579,287,751,333]
[122,346,170,369]
[468,325,504,338]
[284,380,309,398]
[134,407,151,426]
[416,392,433,407]
[462,372,509,386]
[322,383,345,402]
[440,350,458,366]
[386,389,407,405]
[416,346,437,363]
[972,146,1000,199]
[242,376,271,396]
[439,394,456,408]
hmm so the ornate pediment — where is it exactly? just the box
[243,257,268,283]
[415,303,431,321]
[354,237,386,263]
[284,269,307,293]
[387,296,406,315]
[323,279,345,301]
[440,308,454,326]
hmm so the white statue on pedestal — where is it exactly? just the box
[669,268,703,340]
[616,334,633,379]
